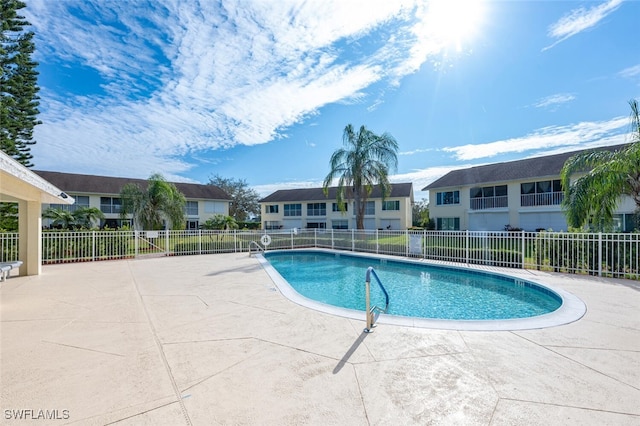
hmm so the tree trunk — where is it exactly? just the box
[354,190,365,229]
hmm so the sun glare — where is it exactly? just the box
[426,0,485,52]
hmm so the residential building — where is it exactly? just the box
[423,144,637,232]
[260,183,414,230]
[34,171,231,229]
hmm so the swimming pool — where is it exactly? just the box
[258,249,586,331]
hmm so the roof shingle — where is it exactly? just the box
[423,144,628,190]
[34,171,231,200]
[260,183,413,203]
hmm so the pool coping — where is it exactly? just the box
[256,248,587,331]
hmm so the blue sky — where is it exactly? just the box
[25,0,640,201]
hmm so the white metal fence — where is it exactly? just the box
[0,232,19,262]
[0,229,638,280]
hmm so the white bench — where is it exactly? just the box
[0,261,23,281]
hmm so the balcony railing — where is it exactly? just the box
[100,205,123,214]
[49,204,90,213]
[520,191,564,207]
[470,196,508,210]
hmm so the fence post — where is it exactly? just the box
[165,230,169,256]
[134,230,139,258]
[466,230,469,264]
[598,232,602,277]
[521,230,525,269]
[92,231,96,261]
[199,229,202,255]
[331,229,334,250]
[352,229,355,251]
[376,229,379,254]
[423,229,426,259]
[405,230,408,257]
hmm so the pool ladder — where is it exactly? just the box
[248,241,264,257]
[364,267,390,333]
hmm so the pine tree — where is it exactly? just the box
[1,0,41,167]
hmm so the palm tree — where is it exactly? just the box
[201,214,238,231]
[323,124,398,229]
[72,207,105,229]
[560,99,640,230]
[120,174,186,230]
[42,207,75,229]
[201,214,239,241]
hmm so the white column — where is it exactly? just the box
[18,200,42,276]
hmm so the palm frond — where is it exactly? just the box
[323,124,399,229]
[561,106,640,229]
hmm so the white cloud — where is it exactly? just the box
[367,98,385,112]
[391,165,463,201]
[252,180,321,198]
[533,93,576,110]
[543,0,623,51]
[619,64,640,79]
[25,0,451,178]
[399,148,434,156]
[442,116,629,161]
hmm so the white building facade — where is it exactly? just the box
[424,145,637,232]
[260,183,414,230]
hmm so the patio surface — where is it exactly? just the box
[1,253,639,425]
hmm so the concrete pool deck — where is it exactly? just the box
[1,253,639,425]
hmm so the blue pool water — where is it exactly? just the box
[263,251,562,320]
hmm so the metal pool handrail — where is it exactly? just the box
[248,241,264,257]
[364,266,389,333]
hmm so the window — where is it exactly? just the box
[536,180,551,193]
[521,179,562,195]
[495,185,507,197]
[520,182,535,195]
[436,191,460,205]
[521,179,563,206]
[332,202,347,212]
[332,219,348,229]
[75,196,90,207]
[352,201,375,215]
[267,205,279,214]
[284,203,301,217]
[617,213,640,232]
[204,201,226,214]
[365,201,375,215]
[306,221,326,229]
[100,197,122,214]
[469,185,507,210]
[382,200,400,211]
[50,195,90,212]
[307,203,326,216]
[436,217,460,230]
[185,201,198,216]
